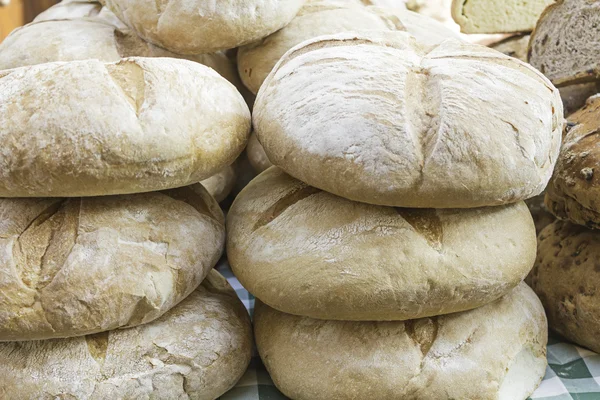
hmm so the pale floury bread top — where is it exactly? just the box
[255,283,548,400]
[0,185,226,341]
[0,57,251,197]
[99,0,306,54]
[0,14,242,88]
[254,31,564,208]
[0,270,253,400]
[237,0,459,94]
[227,168,537,321]
[451,0,555,34]
[34,0,102,22]
[531,220,600,354]
[545,95,600,228]
[528,0,600,87]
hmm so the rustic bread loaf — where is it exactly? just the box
[452,0,555,34]
[0,186,225,341]
[247,133,272,173]
[228,168,537,321]
[545,95,600,228]
[254,31,563,208]
[0,270,253,400]
[490,34,530,61]
[0,57,250,197]
[255,282,547,400]
[0,18,241,88]
[34,0,102,22]
[528,0,600,87]
[237,0,458,94]
[201,164,237,203]
[99,0,305,55]
[531,220,600,353]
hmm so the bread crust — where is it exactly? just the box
[545,95,600,228]
[531,220,600,353]
[0,270,253,400]
[0,185,226,341]
[0,57,250,197]
[100,0,305,54]
[227,167,537,321]
[254,31,563,208]
[255,283,547,400]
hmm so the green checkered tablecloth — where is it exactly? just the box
[215,259,600,400]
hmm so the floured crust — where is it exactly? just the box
[238,0,459,94]
[0,270,253,400]
[531,220,600,354]
[227,168,537,321]
[0,57,251,197]
[0,15,242,88]
[254,31,563,208]
[255,283,547,400]
[100,0,305,54]
[0,186,226,341]
[34,0,102,22]
[451,0,555,34]
[545,95,600,228]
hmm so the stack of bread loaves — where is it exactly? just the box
[228,29,564,399]
[0,0,307,397]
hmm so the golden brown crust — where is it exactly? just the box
[0,270,253,400]
[545,95,600,228]
[530,220,600,353]
[227,167,537,321]
[255,283,547,400]
[254,31,563,208]
[0,58,250,197]
[0,187,225,341]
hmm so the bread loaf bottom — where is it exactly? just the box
[255,283,547,400]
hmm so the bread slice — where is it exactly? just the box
[529,0,600,86]
[452,0,555,34]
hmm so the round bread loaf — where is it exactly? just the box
[0,17,241,88]
[227,168,537,321]
[247,132,272,173]
[34,0,102,22]
[99,0,305,55]
[0,185,225,341]
[254,31,563,208]
[545,95,600,228]
[238,1,459,94]
[531,220,600,353]
[0,270,253,400]
[0,57,250,197]
[200,163,237,203]
[255,282,548,400]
